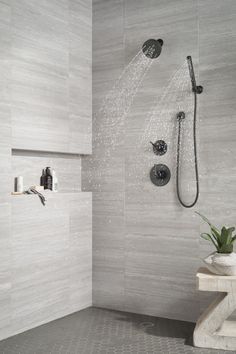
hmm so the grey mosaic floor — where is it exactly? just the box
[0,307,234,354]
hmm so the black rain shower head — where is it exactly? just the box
[142,39,163,59]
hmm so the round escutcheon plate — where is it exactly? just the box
[150,164,171,186]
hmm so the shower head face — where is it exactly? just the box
[142,39,163,59]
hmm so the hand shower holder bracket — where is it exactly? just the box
[195,85,203,94]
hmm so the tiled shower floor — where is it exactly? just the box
[0,307,233,354]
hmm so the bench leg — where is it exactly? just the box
[194,292,236,351]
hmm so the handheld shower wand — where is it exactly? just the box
[187,56,203,94]
[176,56,203,208]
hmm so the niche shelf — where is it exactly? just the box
[11,149,83,195]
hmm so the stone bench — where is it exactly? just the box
[194,267,236,351]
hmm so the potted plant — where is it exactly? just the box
[196,212,236,275]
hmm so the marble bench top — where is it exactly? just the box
[196,267,236,292]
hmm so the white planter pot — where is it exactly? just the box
[204,252,236,276]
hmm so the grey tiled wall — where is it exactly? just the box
[83,0,236,322]
[0,0,92,341]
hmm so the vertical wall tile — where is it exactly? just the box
[82,0,125,311]
[7,193,92,338]
[11,0,92,154]
[0,204,11,341]
[69,0,92,154]
[0,0,11,341]
[69,193,92,312]
[11,0,70,152]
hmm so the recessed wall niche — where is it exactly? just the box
[12,149,82,194]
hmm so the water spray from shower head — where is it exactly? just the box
[142,39,163,59]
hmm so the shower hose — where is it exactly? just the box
[176,90,199,208]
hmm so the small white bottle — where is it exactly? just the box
[16,176,24,193]
[52,170,58,192]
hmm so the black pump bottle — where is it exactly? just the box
[44,167,52,190]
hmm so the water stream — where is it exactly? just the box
[94,50,153,157]
[86,50,154,188]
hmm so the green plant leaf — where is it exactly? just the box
[201,233,218,251]
[221,227,235,245]
[227,227,235,243]
[231,235,236,243]
[196,211,236,252]
[201,233,212,241]
[211,228,221,246]
[195,212,220,235]
[228,227,235,233]
[221,226,229,245]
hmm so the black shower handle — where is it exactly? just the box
[150,140,167,155]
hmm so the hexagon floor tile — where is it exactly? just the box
[0,307,233,354]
